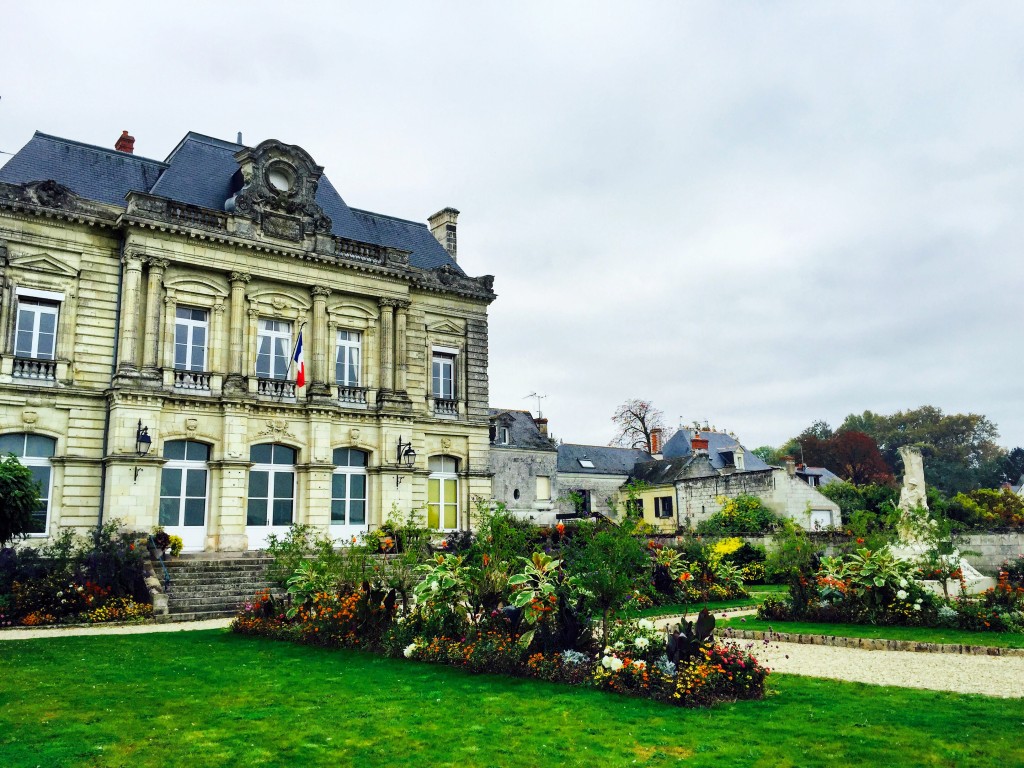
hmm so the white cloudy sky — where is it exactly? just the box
[2,2,1022,450]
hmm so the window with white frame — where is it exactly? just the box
[15,298,59,360]
[247,444,296,527]
[0,433,56,535]
[335,330,361,386]
[174,307,208,371]
[159,440,210,528]
[256,319,292,379]
[427,455,459,530]
[332,448,368,527]
[654,496,674,519]
[431,351,456,400]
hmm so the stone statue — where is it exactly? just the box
[897,445,928,512]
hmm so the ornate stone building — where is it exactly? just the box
[0,129,495,551]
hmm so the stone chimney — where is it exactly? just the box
[650,428,663,455]
[114,130,135,154]
[534,416,548,438]
[691,431,709,452]
[783,456,796,477]
[428,207,459,261]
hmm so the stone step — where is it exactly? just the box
[155,610,238,623]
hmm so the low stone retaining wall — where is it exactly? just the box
[718,627,1024,657]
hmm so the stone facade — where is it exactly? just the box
[0,132,495,551]
[487,410,558,524]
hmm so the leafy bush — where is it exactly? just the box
[695,495,782,535]
[946,489,1024,530]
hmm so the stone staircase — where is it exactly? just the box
[156,555,286,622]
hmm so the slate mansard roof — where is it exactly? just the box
[0,131,462,274]
[557,444,653,475]
[661,429,773,472]
[488,409,556,452]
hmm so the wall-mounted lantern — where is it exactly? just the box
[395,436,416,486]
[133,419,151,482]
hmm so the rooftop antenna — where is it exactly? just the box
[524,392,547,418]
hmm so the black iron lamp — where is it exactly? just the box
[395,436,416,486]
[133,419,152,482]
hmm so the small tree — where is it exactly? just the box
[610,398,667,453]
[0,454,41,547]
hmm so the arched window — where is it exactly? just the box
[427,455,459,531]
[247,444,296,548]
[332,448,368,535]
[160,440,210,551]
[0,433,56,535]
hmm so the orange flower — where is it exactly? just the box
[556,523,565,535]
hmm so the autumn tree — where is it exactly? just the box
[828,431,894,485]
[610,399,667,453]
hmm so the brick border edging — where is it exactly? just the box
[717,628,1024,657]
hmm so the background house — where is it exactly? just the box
[488,409,558,523]
[555,443,652,519]
[0,128,495,551]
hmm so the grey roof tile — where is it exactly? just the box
[662,429,772,472]
[557,443,652,474]
[488,408,556,452]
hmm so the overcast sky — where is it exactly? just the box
[3,2,1022,450]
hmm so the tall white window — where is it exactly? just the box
[0,433,56,535]
[432,352,455,400]
[247,444,296,527]
[335,330,361,386]
[160,440,209,550]
[256,319,292,379]
[332,448,368,530]
[15,299,59,360]
[427,455,459,530]
[174,307,208,371]
[536,475,551,501]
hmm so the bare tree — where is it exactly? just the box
[611,399,666,453]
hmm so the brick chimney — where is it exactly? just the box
[783,456,796,477]
[534,416,548,438]
[114,130,135,154]
[650,428,663,455]
[428,207,459,261]
[691,431,709,452]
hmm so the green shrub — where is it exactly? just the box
[695,495,782,535]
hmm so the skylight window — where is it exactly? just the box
[578,458,595,468]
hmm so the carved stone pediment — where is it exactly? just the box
[414,264,496,301]
[226,140,332,240]
[0,179,79,211]
[9,250,79,278]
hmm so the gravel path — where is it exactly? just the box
[745,639,1024,698]
[0,617,232,640]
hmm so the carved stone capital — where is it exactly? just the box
[146,257,170,271]
[213,301,226,314]
[122,250,146,268]
[230,272,251,285]
[247,307,261,318]
[394,299,411,311]
[163,295,177,307]
[311,286,332,298]
[378,298,399,309]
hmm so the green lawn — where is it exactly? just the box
[718,616,1024,649]
[0,630,1020,767]
[623,585,787,618]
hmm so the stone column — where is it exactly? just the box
[228,272,250,375]
[117,250,145,371]
[246,307,260,375]
[378,299,395,392]
[142,257,168,373]
[210,300,226,372]
[395,301,409,393]
[161,293,177,370]
[310,287,331,396]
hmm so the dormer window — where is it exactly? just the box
[499,427,510,445]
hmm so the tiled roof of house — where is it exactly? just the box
[557,443,653,475]
[796,466,843,486]
[488,409,556,452]
[661,428,772,472]
[0,130,462,273]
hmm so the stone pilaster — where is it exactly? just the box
[224,272,250,395]
[309,286,331,398]
[395,300,409,393]
[378,298,395,393]
[161,293,177,370]
[117,250,146,373]
[141,257,168,374]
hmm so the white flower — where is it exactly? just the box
[603,646,612,655]
[633,660,646,669]
[634,637,650,650]
[614,641,624,651]
[915,597,923,604]
[601,655,613,669]
[898,578,908,588]
[913,604,921,611]
[430,582,439,592]
[610,657,624,672]
[896,589,908,601]
[403,643,417,658]
[637,619,655,631]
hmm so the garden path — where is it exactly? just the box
[0,617,232,640]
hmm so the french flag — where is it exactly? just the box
[292,330,306,388]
